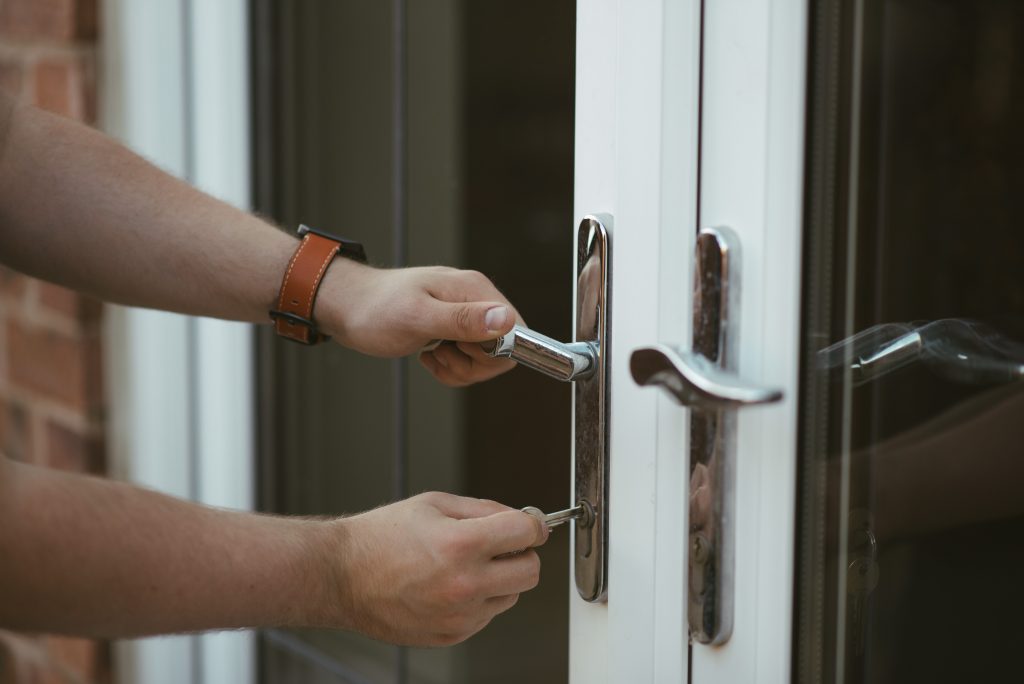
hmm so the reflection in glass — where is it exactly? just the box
[817,318,1024,386]
[796,1,1024,682]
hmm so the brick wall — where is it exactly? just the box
[0,1,110,683]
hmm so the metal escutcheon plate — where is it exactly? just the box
[574,215,610,602]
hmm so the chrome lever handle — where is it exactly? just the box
[628,226,783,646]
[629,344,782,410]
[482,324,597,382]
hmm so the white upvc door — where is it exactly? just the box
[571,1,701,681]
[692,1,808,682]
[101,1,255,683]
[571,1,808,682]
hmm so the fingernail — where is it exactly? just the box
[485,306,508,333]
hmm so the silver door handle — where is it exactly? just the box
[482,325,597,382]
[629,226,782,646]
[630,344,781,408]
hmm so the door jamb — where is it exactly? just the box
[101,2,256,683]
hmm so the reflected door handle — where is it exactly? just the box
[482,325,596,382]
[629,226,782,646]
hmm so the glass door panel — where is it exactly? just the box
[796,1,1024,682]
[252,1,576,682]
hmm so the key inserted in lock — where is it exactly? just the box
[521,501,595,530]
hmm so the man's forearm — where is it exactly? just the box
[0,95,523,381]
[0,456,547,645]
[0,93,293,324]
[0,457,337,637]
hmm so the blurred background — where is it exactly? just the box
[253,2,575,683]
[0,0,108,680]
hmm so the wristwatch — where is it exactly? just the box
[270,224,367,345]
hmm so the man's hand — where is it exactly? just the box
[318,261,523,386]
[321,492,548,646]
[0,459,548,642]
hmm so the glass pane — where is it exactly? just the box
[796,1,1024,682]
[253,1,575,682]
[261,631,384,684]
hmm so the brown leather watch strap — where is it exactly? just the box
[272,232,342,345]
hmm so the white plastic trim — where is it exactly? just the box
[571,0,701,682]
[691,1,808,682]
[101,0,255,682]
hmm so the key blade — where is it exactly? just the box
[522,504,593,529]
[545,506,584,528]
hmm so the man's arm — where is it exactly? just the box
[0,91,515,385]
[0,455,546,645]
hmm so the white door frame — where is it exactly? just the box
[572,1,701,681]
[692,1,807,682]
[101,2,255,683]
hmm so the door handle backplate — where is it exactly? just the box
[630,226,782,645]
[482,215,611,603]
[572,215,610,602]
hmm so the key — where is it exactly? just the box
[497,505,583,560]
[521,503,592,529]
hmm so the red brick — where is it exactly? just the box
[45,419,103,473]
[0,0,96,42]
[32,55,94,122]
[0,58,23,96]
[38,281,103,323]
[0,399,33,463]
[6,319,100,411]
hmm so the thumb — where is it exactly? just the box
[428,300,516,342]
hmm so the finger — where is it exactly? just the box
[423,340,491,365]
[455,340,515,367]
[484,550,541,597]
[690,484,712,530]
[485,593,521,615]
[433,344,512,384]
[468,509,547,557]
[419,351,472,387]
[425,492,511,520]
[425,269,513,305]
[462,357,515,383]
[689,462,708,495]
[456,346,516,383]
[419,351,440,375]
[422,298,517,343]
[420,338,445,352]
[432,343,476,378]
